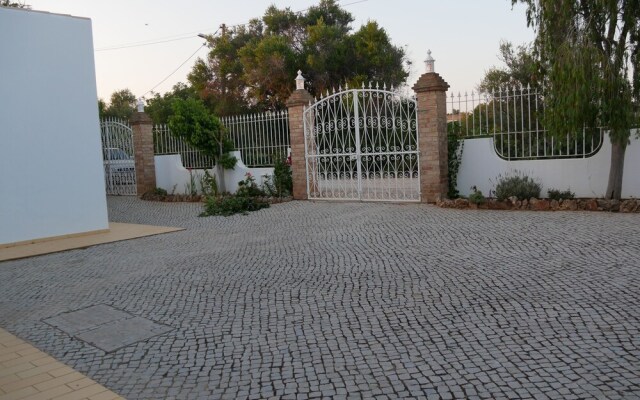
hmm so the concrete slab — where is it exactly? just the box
[44,305,173,353]
[75,317,173,353]
[0,222,184,262]
[43,305,131,336]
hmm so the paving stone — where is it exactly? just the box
[0,197,638,399]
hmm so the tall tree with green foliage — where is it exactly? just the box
[145,82,197,124]
[1,1,30,8]
[101,89,137,120]
[168,98,236,192]
[478,41,540,92]
[189,22,263,116]
[189,0,408,113]
[513,0,639,199]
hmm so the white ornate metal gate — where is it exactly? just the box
[303,86,420,201]
[100,118,137,195]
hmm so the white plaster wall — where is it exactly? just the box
[457,132,640,198]
[0,8,108,245]
[155,152,274,195]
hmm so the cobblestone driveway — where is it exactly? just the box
[1,197,639,399]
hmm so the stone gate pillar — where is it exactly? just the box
[130,99,156,195]
[413,51,450,203]
[286,71,314,200]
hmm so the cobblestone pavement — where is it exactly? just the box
[1,197,639,400]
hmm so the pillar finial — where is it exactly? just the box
[425,50,435,73]
[295,70,305,90]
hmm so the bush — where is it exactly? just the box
[547,188,575,200]
[200,172,269,217]
[236,173,265,197]
[494,172,541,201]
[202,195,268,216]
[152,187,168,196]
[200,170,218,197]
[447,132,464,198]
[263,155,293,197]
[468,186,486,205]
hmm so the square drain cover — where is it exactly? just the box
[44,305,172,352]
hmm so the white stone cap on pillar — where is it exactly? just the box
[295,70,305,90]
[136,98,145,112]
[425,50,435,73]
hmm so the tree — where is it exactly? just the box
[188,22,262,116]
[513,0,640,199]
[97,99,107,119]
[1,1,31,8]
[145,82,197,124]
[102,89,136,120]
[240,35,297,110]
[189,0,408,112]
[168,98,236,191]
[478,41,540,92]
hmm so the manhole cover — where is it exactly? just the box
[44,305,172,352]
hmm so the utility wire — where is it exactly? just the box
[141,44,207,97]
[96,36,200,52]
[94,0,368,52]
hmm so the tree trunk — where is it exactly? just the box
[605,141,626,200]
[216,163,227,194]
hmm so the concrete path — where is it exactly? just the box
[0,197,639,399]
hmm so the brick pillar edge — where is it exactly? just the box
[130,111,156,196]
[286,89,314,200]
[413,72,450,203]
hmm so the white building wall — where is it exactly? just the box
[457,133,640,198]
[0,8,108,245]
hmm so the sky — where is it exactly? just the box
[26,0,535,101]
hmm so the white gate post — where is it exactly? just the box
[413,51,450,203]
[286,71,314,200]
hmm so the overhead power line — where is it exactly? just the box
[141,44,207,98]
[94,0,368,52]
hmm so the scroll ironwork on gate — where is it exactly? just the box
[303,85,420,202]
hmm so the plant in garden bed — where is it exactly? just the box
[547,188,575,201]
[446,125,465,199]
[468,186,486,205]
[201,173,269,216]
[184,169,200,196]
[493,171,541,201]
[262,155,293,198]
[199,170,218,197]
[202,195,269,216]
[141,187,202,202]
[168,98,237,192]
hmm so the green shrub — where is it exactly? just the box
[152,187,168,196]
[200,170,218,197]
[236,173,265,197]
[447,132,464,198]
[263,155,293,197]
[202,195,269,216]
[494,172,541,201]
[273,156,293,196]
[547,188,575,200]
[468,186,486,204]
[200,172,270,217]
